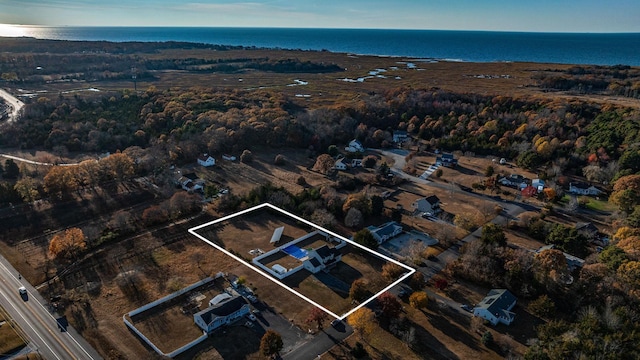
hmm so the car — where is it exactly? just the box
[247,314,257,321]
[252,309,260,315]
[460,304,474,312]
[18,286,27,295]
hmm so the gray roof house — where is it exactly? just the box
[366,221,403,244]
[473,289,517,326]
[194,295,250,334]
[303,245,342,273]
[412,195,441,214]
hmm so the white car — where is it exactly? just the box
[18,286,27,295]
[247,314,257,321]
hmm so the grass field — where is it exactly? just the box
[0,309,26,356]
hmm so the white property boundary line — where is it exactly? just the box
[188,202,415,320]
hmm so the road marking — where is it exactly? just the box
[0,287,62,360]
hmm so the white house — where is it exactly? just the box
[345,139,365,153]
[303,245,342,273]
[436,153,457,167]
[334,158,348,171]
[197,153,216,167]
[222,154,236,161]
[351,158,363,167]
[412,195,441,215]
[499,174,529,189]
[178,173,205,192]
[569,182,603,196]
[532,179,545,192]
[473,289,517,326]
[194,295,250,334]
[366,222,403,244]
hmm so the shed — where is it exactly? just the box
[270,226,285,244]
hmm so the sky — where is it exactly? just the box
[0,0,639,33]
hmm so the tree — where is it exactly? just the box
[240,149,253,163]
[347,308,376,338]
[484,165,495,177]
[3,159,19,179]
[168,192,199,217]
[480,223,507,247]
[353,228,378,249]
[312,154,334,174]
[534,249,570,286]
[481,331,494,346]
[529,294,556,318]
[342,192,371,215]
[344,207,364,228]
[362,155,377,168]
[370,195,384,216]
[381,263,405,282]
[434,168,443,178]
[260,330,283,358]
[204,184,219,198]
[409,291,428,310]
[349,279,369,302]
[142,205,169,225]
[327,145,339,157]
[100,153,134,181]
[408,271,425,290]
[617,236,640,259]
[378,292,402,318]
[610,175,640,212]
[617,260,640,287]
[305,307,328,330]
[546,224,588,257]
[599,245,628,270]
[14,177,40,202]
[49,228,86,260]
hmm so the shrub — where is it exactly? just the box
[274,154,286,165]
[240,149,253,163]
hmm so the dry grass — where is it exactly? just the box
[0,310,26,355]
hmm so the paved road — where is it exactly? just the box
[0,88,25,123]
[0,153,80,166]
[283,321,353,360]
[0,255,102,360]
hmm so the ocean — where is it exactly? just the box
[8,26,640,66]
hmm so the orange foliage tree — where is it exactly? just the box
[49,228,86,260]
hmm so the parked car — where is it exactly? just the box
[247,314,257,321]
[460,304,473,312]
[247,295,258,303]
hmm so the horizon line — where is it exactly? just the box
[3,24,640,35]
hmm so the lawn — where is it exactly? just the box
[0,310,26,355]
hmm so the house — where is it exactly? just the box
[351,158,363,167]
[194,295,250,334]
[366,221,403,244]
[575,222,605,244]
[436,153,457,167]
[334,158,348,171]
[303,245,342,273]
[222,154,236,161]
[412,195,441,215]
[178,172,204,192]
[569,182,603,196]
[532,179,545,192]
[521,185,537,197]
[345,139,365,153]
[473,289,517,326]
[197,153,215,167]
[393,130,408,143]
[499,174,529,189]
